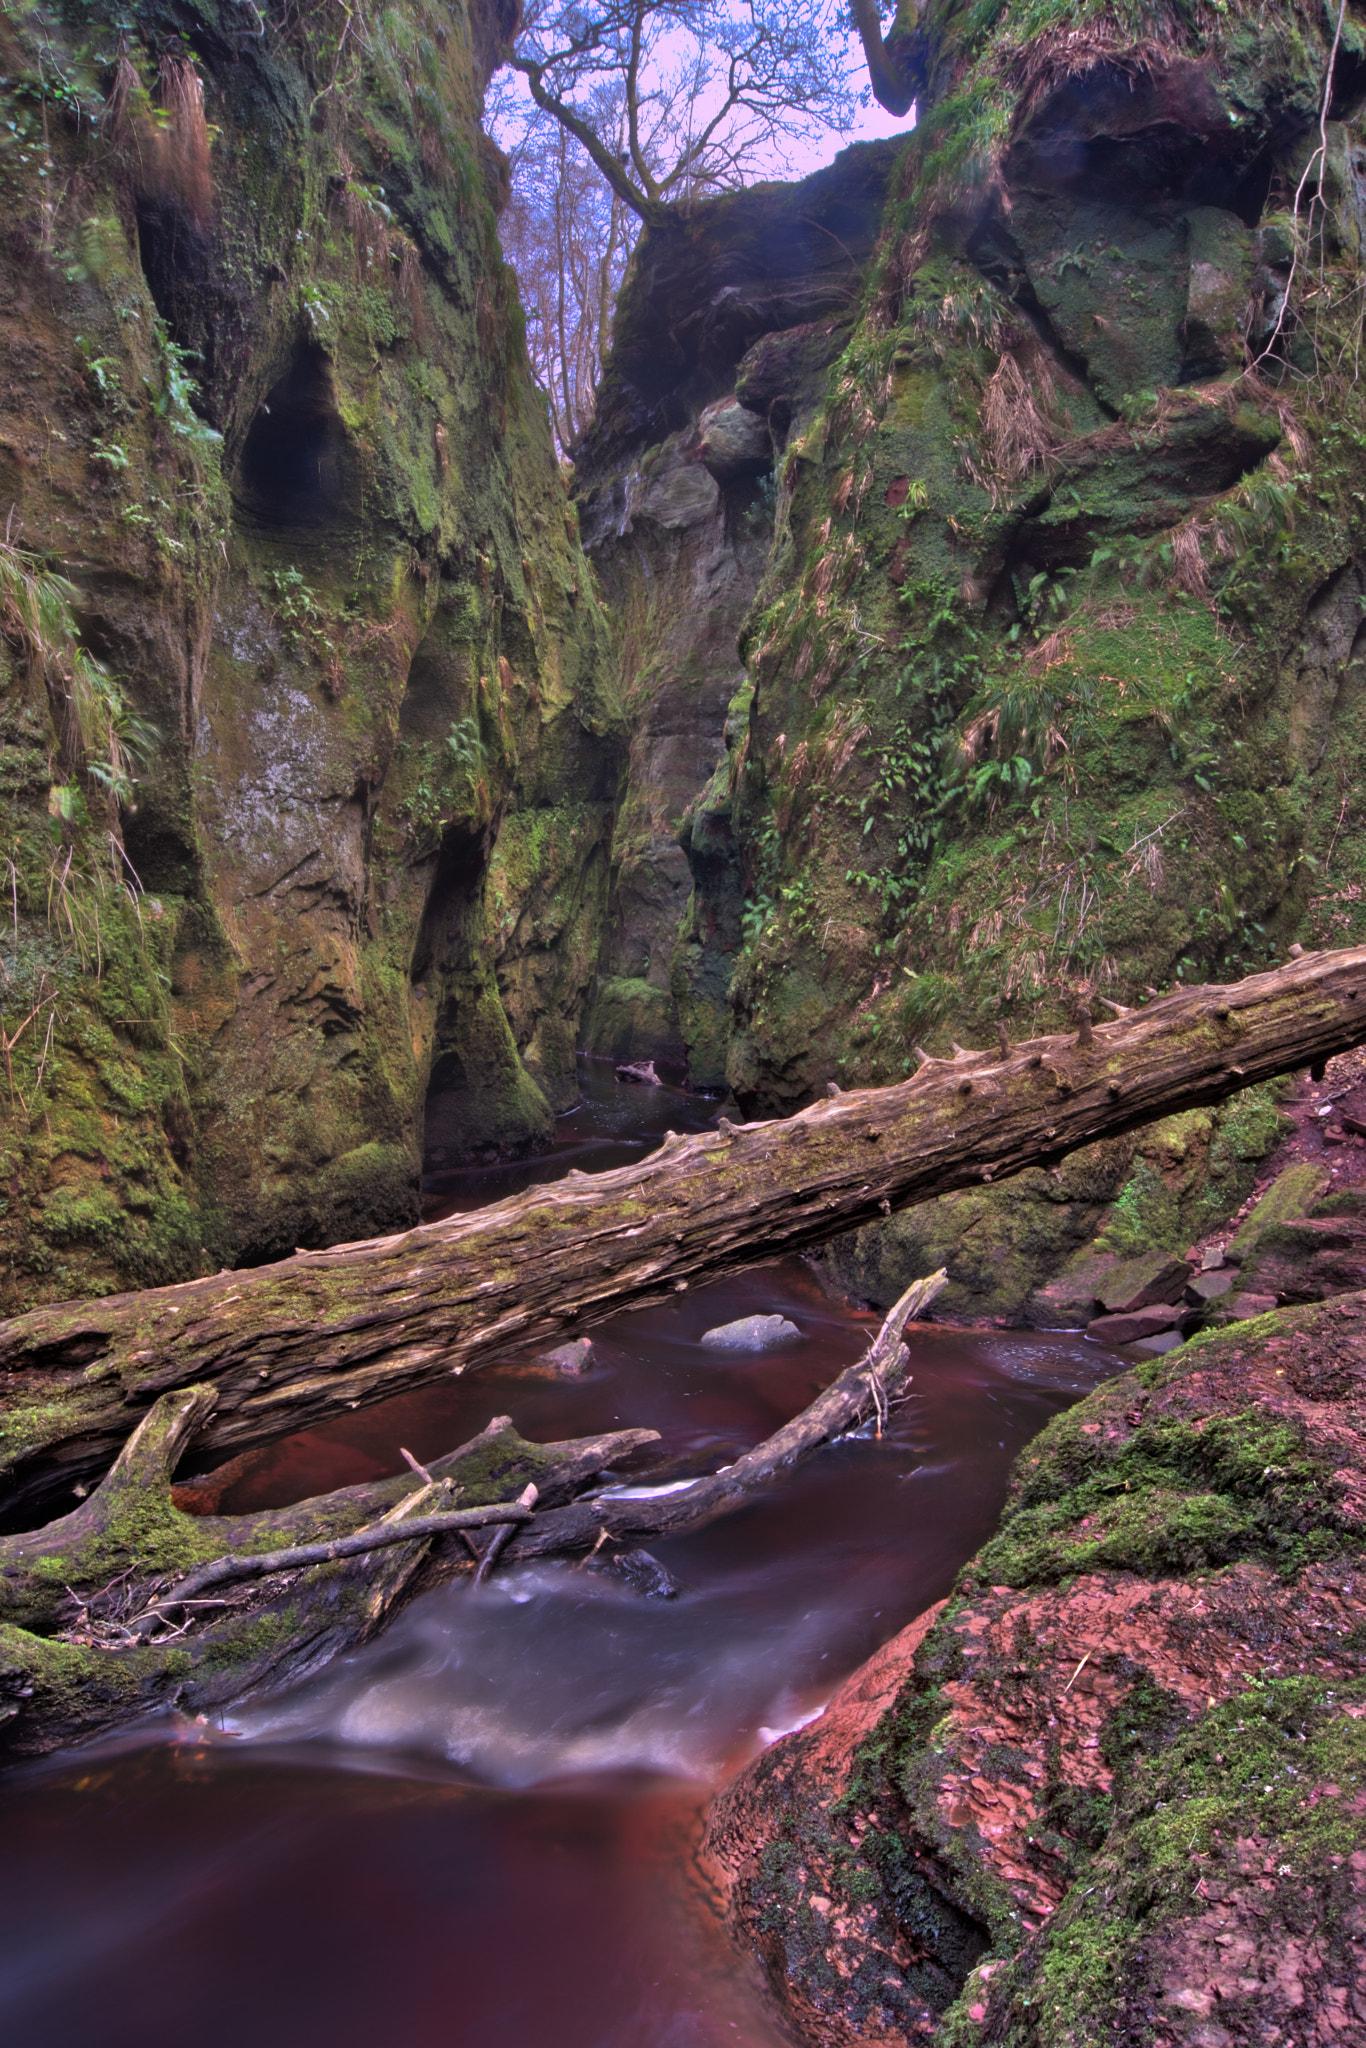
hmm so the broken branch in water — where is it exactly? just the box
[129,1485,542,1638]
[0,1272,948,1758]
[472,1490,537,1590]
[505,1266,948,1562]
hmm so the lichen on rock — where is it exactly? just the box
[707,1293,1366,2045]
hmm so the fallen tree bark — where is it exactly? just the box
[4,946,1366,1520]
[0,1273,944,1759]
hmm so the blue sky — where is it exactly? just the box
[777,89,912,178]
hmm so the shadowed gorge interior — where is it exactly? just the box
[2,0,1366,2039]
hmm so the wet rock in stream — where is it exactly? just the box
[701,1314,805,1351]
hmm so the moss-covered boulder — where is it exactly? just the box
[819,1085,1286,1325]
[707,1294,1366,2043]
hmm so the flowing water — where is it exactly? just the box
[0,1063,1129,2048]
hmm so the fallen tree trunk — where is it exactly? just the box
[4,946,1366,1520]
[0,1274,943,1759]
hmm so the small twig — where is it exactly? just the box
[1326,790,1351,872]
[32,1002,56,1103]
[473,1484,538,1587]
[867,1364,888,1438]
[1061,1649,1093,1695]
[128,1497,539,1637]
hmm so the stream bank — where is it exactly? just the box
[707,1292,1366,2047]
[0,1065,1131,2045]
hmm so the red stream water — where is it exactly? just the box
[0,1064,1128,2048]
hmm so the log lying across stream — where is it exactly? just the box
[3,945,1366,1522]
[0,1272,944,1758]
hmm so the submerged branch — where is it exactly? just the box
[129,1485,541,1639]
[0,1273,945,1758]
[508,1266,946,1560]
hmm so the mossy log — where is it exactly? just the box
[0,1274,941,1759]
[0,1395,660,1758]
[4,948,1366,1523]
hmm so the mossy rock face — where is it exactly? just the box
[1229,1161,1332,1262]
[581,975,686,1067]
[817,1087,1284,1325]
[573,148,900,1086]
[582,0,1366,1139]
[0,0,621,1299]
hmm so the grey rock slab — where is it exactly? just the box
[1185,1269,1236,1305]
[700,1313,804,1351]
[1087,1303,1185,1345]
[1226,1293,1279,1321]
[1132,1331,1186,1355]
[697,396,772,480]
[541,1338,595,1375]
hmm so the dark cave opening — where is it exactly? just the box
[235,346,359,530]
[411,821,501,1175]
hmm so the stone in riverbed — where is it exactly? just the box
[700,1314,803,1351]
[1087,1303,1185,1345]
[1210,1291,1279,1325]
[1131,1330,1185,1354]
[541,1338,595,1375]
[1185,1268,1236,1305]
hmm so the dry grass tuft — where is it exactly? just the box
[154,54,213,225]
[977,341,1064,488]
[1007,30,1167,117]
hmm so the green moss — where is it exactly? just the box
[1229,1161,1332,1262]
[976,1388,1339,1587]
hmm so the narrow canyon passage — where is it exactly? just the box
[0,1067,1129,2048]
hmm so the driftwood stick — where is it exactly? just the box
[472,1484,538,1588]
[6,945,1366,1516]
[131,1496,539,1635]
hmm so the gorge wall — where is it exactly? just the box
[0,0,620,1305]
[575,0,1366,1319]
[6,0,1366,1333]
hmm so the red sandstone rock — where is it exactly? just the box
[1087,1302,1185,1343]
[705,1295,1366,2046]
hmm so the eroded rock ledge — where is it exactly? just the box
[706,1297,1366,2046]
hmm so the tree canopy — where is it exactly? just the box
[504,0,867,225]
